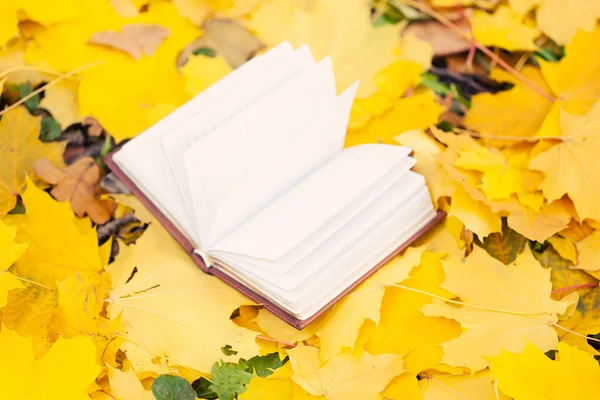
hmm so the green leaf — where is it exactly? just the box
[221,344,238,356]
[16,83,41,112]
[242,353,287,378]
[193,47,217,57]
[151,375,196,400]
[479,218,527,265]
[209,360,254,400]
[192,377,218,399]
[39,116,62,142]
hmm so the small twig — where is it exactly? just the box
[404,0,556,103]
[0,65,81,80]
[0,61,102,116]
[256,335,297,348]
[456,4,475,72]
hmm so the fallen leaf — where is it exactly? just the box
[107,365,155,400]
[180,53,232,96]
[105,220,259,373]
[0,328,101,398]
[0,107,65,213]
[402,19,471,57]
[240,363,294,400]
[38,80,79,129]
[546,235,578,264]
[4,284,58,339]
[511,0,600,45]
[448,183,502,239]
[394,129,453,207]
[422,246,575,371]
[491,342,600,399]
[288,344,404,400]
[89,24,170,60]
[529,103,600,223]
[345,91,444,146]
[3,178,103,288]
[505,199,571,242]
[315,246,425,361]
[34,157,111,224]
[0,218,28,270]
[480,219,527,264]
[249,0,401,98]
[473,6,539,51]
[419,370,509,400]
[178,19,264,68]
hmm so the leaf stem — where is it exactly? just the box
[453,127,568,142]
[404,0,556,102]
[551,283,599,294]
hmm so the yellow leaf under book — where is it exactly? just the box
[473,5,539,51]
[0,327,101,399]
[0,107,65,213]
[491,342,600,399]
[315,246,425,362]
[3,179,103,288]
[422,246,576,371]
[105,218,259,373]
[248,0,401,98]
[288,344,404,400]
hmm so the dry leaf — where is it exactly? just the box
[178,19,264,68]
[403,19,471,57]
[34,157,111,224]
[89,24,170,60]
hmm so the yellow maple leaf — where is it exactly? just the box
[574,230,600,273]
[510,0,600,45]
[181,54,233,96]
[3,178,103,288]
[38,80,80,129]
[25,1,200,140]
[105,221,259,373]
[4,284,58,339]
[505,199,572,242]
[419,370,510,400]
[248,0,401,98]
[0,327,101,398]
[529,103,600,222]
[0,218,28,270]
[547,235,578,264]
[314,246,425,362]
[365,252,461,356]
[473,6,540,51]
[345,91,444,146]
[394,129,453,207]
[467,28,600,141]
[491,341,600,399]
[240,363,295,400]
[0,107,65,213]
[106,365,155,400]
[422,246,575,371]
[0,3,19,46]
[288,344,404,400]
[448,183,502,239]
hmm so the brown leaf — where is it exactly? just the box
[178,19,264,68]
[480,219,527,265]
[33,157,111,224]
[403,17,471,57]
[83,117,104,137]
[89,24,170,60]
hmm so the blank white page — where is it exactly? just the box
[184,57,339,247]
[162,46,316,244]
[208,145,412,260]
[114,42,295,242]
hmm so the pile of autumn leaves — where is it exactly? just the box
[2,0,600,399]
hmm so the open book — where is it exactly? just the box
[106,42,443,329]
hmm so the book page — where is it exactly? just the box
[161,46,316,243]
[207,144,413,260]
[114,42,295,242]
[183,57,340,247]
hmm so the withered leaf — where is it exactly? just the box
[33,157,111,224]
[89,24,170,60]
